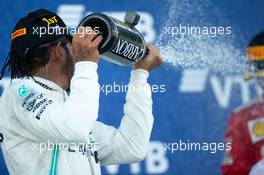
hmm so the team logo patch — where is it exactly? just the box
[253,122,264,136]
[11,28,26,40]
[18,85,30,97]
[248,118,264,143]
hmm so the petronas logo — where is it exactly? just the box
[18,85,30,97]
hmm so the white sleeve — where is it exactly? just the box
[91,69,154,165]
[13,61,100,143]
[249,159,264,175]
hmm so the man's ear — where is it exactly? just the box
[51,42,64,62]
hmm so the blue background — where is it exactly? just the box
[0,0,264,174]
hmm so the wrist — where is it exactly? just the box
[133,65,150,72]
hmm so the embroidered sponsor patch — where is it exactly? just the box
[253,122,264,136]
[42,16,57,25]
[248,118,264,143]
[248,45,264,61]
[12,28,26,40]
[18,85,30,97]
[21,92,53,120]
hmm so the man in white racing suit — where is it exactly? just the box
[0,9,163,175]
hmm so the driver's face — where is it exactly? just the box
[60,41,74,90]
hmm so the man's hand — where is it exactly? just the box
[72,27,103,63]
[133,44,163,72]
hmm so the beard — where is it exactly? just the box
[61,46,74,92]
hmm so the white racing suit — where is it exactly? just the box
[0,61,154,175]
[250,159,264,175]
